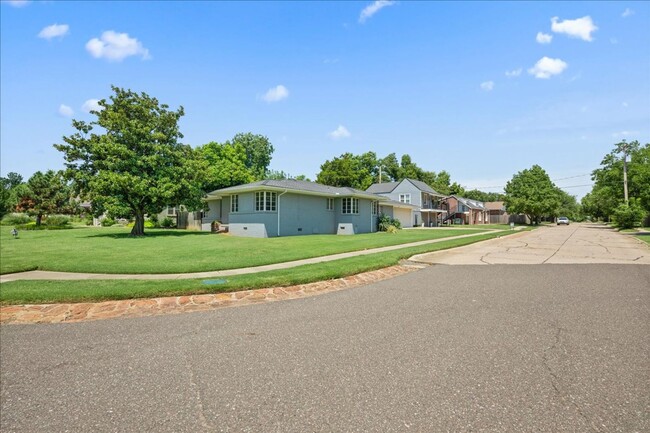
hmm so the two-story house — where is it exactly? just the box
[366,178,447,227]
[445,195,488,225]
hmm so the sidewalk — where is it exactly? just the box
[0,228,517,325]
[0,229,505,283]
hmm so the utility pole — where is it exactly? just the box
[622,142,629,205]
[378,165,383,184]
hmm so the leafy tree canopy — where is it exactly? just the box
[0,172,25,218]
[504,165,561,224]
[199,141,254,192]
[55,86,204,236]
[316,151,453,193]
[584,140,649,221]
[15,170,75,225]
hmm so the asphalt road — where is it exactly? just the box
[2,263,649,432]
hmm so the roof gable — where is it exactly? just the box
[366,178,444,196]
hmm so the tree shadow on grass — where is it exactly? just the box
[85,230,215,239]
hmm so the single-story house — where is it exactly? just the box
[204,179,405,238]
[367,178,447,227]
[444,195,489,225]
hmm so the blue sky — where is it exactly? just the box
[2,1,648,199]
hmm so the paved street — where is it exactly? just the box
[1,225,649,432]
[411,223,650,265]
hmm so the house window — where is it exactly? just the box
[342,197,359,214]
[326,198,334,211]
[399,193,411,204]
[230,195,239,213]
[255,191,277,212]
[167,206,176,216]
[372,201,379,215]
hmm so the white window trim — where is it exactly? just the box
[342,197,359,215]
[230,195,239,213]
[255,191,277,212]
[399,193,411,204]
[326,198,334,211]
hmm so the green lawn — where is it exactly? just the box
[0,230,521,305]
[1,226,493,275]
[635,234,650,244]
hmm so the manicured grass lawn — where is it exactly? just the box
[635,234,650,244]
[0,226,493,275]
[0,230,519,305]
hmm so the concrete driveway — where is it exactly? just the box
[411,223,650,265]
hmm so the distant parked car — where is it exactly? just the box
[557,217,570,225]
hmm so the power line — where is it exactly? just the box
[551,173,591,181]
[467,173,593,190]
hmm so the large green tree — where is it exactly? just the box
[15,170,74,225]
[0,172,24,218]
[585,140,650,222]
[228,133,274,179]
[199,141,254,192]
[55,86,203,236]
[316,152,378,190]
[504,165,561,224]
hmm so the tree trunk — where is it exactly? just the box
[36,214,42,226]
[131,210,145,236]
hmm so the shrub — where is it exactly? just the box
[378,214,402,231]
[84,214,95,226]
[148,214,160,228]
[101,217,116,227]
[161,217,175,228]
[1,213,32,226]
[44,214,70,227]
[612,200,645,230]
[386,225,399,234]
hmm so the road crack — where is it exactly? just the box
[185,351,212,431]
[541,324,601,433]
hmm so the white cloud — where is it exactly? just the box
[505,68,522,77]
[359,0,395,23]
[58,104,73,117]
[480,81,494,91]
[329,125,351,140]
[611,130,639,138]
[551,16,598,41]
[37,24,69,40]
[262,85,289,103]
[5,0,30,7]
[528,57,568,79]
[536,32,553,44]
[86,31,151,61]
[622,8,634,18]
[81,99,102,113]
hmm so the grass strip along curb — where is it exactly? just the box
[0,230,525,305]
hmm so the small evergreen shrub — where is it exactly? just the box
[161,217,175,228]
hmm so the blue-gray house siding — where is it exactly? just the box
[205,180,381,238]
[366,178,447,227]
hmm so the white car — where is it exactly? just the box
[557,217,570,225]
